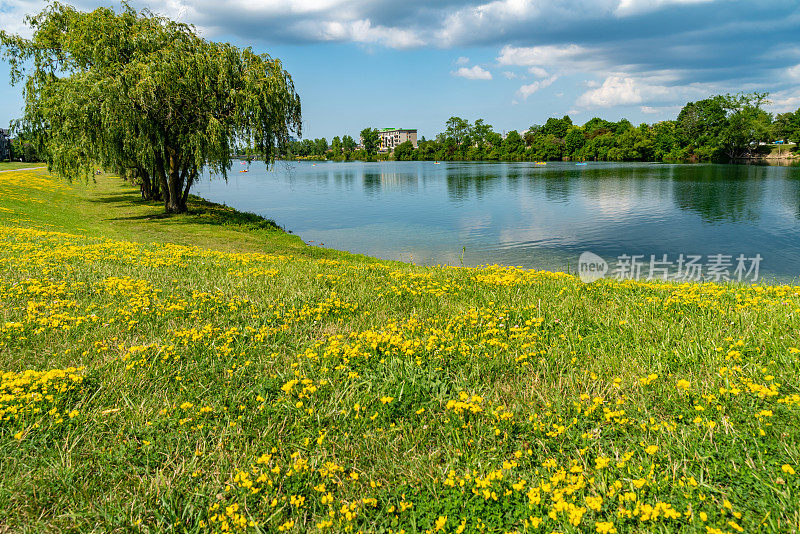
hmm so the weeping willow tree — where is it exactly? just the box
[1,2,301,213]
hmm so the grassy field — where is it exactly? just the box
[2,169,800,533]
[0,161,47,171]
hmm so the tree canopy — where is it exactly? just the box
[360,128,379,157]
[291,91,785,164]
[1,2,301,212]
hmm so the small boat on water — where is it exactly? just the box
[576,162,587,166]
[535,161,547,165]
[239,169,248,173]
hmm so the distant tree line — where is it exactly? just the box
[283,92,800,163]
[280,128,378,161]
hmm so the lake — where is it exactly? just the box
[193,160,800,283]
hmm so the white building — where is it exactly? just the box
[378,128,418,152]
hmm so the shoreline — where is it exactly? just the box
[258,156,799,167]
[3,167,797,287]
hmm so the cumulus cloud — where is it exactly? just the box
[497,44,597,71]
[3,0,798,115]
[640,104,683,115]
[452,65,493,80]
[577,76,644,107]
[517,76,558,99]
[576,76,675,108]
[296,19,424,48]
[435,0,545,47]
[528,66,550,78]
[0,0,744,51]
[615,0,715,17]
[498,43,604,102]
[574,73,709,109]
[496,44,607,89]
[767,89,800,113]
[496,38,728,109]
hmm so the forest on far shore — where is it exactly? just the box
[284,92,800,163]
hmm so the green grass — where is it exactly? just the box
[2,169,800,533]
[0,161,46,171]
[765,144,799,158]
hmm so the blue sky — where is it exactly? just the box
[1,0,800,140]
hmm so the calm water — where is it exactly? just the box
[194,161,800,282]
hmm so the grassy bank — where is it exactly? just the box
[2,169,800,533]
[0,161,47,171]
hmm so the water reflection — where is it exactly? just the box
[362,172,418,196]
[195,161,800,279]
[446,173,499,201]
[331,171,355,191]
[672,165,766,223]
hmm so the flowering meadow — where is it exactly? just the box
[2,170,800,533]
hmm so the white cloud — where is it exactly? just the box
[498,44,593,68]
[767,88,800,113]
[517,75,558,99]
[496,41,726,111]
[231,0,346,16]
[528,66,550,78]
[1,0,793,118]
[576,75,675,108]
[640,104,683,115]
[452,65,493,80]
[300,19,424,48]
[576,76,643,107]
[437,0,545,47]
[615,0,715,17]
[497,44,603,80]
[0,0,53,35]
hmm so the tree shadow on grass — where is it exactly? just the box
[180,195,285,232]
[101,193,286,232]
[87,193,147,204]
[109,212,172,221]
[90,189,374,261]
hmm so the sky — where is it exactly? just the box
[1,0,800,140]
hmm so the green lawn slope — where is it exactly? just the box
[1,169,800,533]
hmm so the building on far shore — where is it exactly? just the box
[378,128,417,152]
[0,129,11,161]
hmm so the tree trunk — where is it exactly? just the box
[166,173,184,213]
[181,167,197,209]
[143,167,164,202]
[138,168,152,200]
[165,151,186,213]
[150,168,162,201]
[155,153,175,212]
